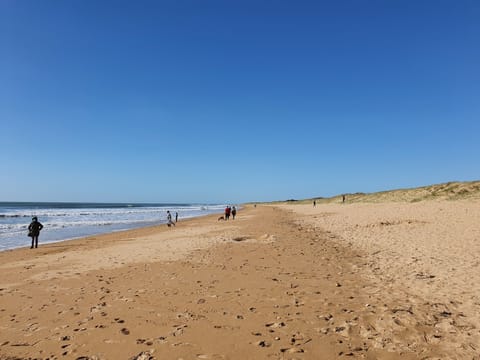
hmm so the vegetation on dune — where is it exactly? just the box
[271,180,480,205]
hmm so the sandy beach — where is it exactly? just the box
[3,1,477,358]
[279,199,480,359]
[1,199,479,359]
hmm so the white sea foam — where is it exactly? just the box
[0,203,226,251]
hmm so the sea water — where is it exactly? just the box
[0,202,225,251]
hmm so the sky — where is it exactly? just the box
[1,0,479,204]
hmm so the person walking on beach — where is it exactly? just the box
[231,206,237,220]
[342,195,346,203]
[28,216,43,249]
[313,200,316,207]
[175,212,178,223]
[225,206,231,220]
[167,211,175,227]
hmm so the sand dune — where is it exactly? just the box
[282,180,480,204]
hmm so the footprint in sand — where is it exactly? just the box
[280,347,305,354]
[196,355,225,359]
[232,236,249,242]
[265,321,286,328]
[130,351,154,360]
[255,340,271,347]
[136,338,155,346]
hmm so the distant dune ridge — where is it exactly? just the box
[281,180,480,204]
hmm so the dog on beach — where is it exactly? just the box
[218,216,225,221]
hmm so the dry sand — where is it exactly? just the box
[279,199,480,359]
[0,201,479,359]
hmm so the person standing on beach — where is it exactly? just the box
[225,206,231,220]
[342,195,346,203]
[28,216,43,249]
[167,211,175,227]
[175,212,178,223]
[231,206,237,220]
[313,200,316,207]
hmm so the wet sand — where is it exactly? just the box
[0,202,478,359]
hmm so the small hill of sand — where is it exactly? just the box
[273,180,480,204]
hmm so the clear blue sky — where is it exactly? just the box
[1,0,479,203]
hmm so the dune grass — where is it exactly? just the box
[268,180,480,205]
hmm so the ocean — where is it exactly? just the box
[0,202,225,251]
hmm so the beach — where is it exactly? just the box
[0,202,225,252]
[1,200,479,359]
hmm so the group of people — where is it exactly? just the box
[166,210,178,227]
[26,206,236,248]
[224,205,237,220]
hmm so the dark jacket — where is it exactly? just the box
[28,220,43,236]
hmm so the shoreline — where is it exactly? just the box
[1,202,478,358]
[0,210,224,261]
[0,210,224,253]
